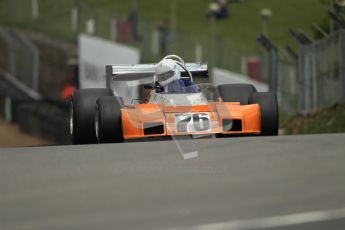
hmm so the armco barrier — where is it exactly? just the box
[16,101,70,145]
[0,75,33,122]
[0,95,5,118]
[38,102,70,144]
[15,102,41,137]
[1,72,71,145]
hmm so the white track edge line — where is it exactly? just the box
[161,207,345,230]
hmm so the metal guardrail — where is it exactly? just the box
[1,68,41,100]
[0,28,16,76]
[0,28,40,91]
[0,28,71,145]
[259,29,345,115]
[0,71,70,145]
[297,30,345,113]
[12,30,40,91]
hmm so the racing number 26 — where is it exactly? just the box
[175,113,210,133]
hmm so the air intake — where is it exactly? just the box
[144,122,164,135]
[222,119,242,132]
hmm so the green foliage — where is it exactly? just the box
[283,104,345,134]
[0,0,328,70]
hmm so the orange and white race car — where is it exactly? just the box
[70,55,278,144]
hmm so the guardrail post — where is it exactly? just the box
[0,28,16,77]
[7,0,13,20]
[12,30,40,92]
[4,96,12,122]
[268,47,278,94]
[289,29,315,113]
[340,29,345,103]
[257,34,279,94]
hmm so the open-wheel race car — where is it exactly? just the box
[70,55,279,144]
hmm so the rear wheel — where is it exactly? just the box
[249,92,279,136]
[217,84,257,104]
[95,96,124,143]
[70,88,113,144]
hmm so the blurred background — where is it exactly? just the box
[0,0,345,147]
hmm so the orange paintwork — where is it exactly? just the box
[216,103,260,134]
[121,102,261,139]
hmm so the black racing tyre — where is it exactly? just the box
[249,92,279,136]
[70,88,113,144]
[95,96,124,143]
[217,84,257,104]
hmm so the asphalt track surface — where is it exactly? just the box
[1,133,345,230]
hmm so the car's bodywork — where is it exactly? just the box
[121,102,260,139]
[106,63,261,140]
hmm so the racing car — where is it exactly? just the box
[70,55,278,144]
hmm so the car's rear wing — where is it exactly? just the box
[105,63,208,89]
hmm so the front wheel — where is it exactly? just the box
[95,96,124,143]
[249,92,279,136]
[70,88,113,144]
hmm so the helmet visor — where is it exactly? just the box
[157,70,174,82]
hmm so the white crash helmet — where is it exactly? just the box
[155,58,181,86]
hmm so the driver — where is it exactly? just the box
[154,58,198,94]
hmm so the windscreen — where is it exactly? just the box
[111,74,219,105]
[149,93,209,106]
[149,83,221,106]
